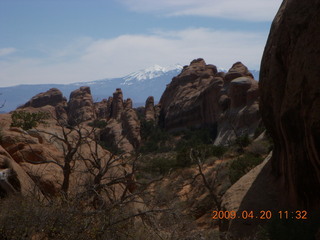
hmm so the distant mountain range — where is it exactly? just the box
[0,64,259,113]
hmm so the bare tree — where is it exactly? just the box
[22,116,95,198]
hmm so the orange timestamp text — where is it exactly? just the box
[212,210,308,220]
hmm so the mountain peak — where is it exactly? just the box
[123,64,183,83]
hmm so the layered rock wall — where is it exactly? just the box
[260,0,320,208]
[67,86,96,125]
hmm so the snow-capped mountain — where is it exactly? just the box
[0,64,259,113]
[123,64,183,83]
[0,64,183,112]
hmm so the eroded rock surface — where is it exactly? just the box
[67,86,96,125]
[145,96,156,122]
[159,58,260,145]
[260,0,320,209]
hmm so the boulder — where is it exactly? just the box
[0,145,43,198]
[221,153,285,238]
[259,0,320,209]
[224,62,254,83]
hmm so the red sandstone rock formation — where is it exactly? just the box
[111,88,124,120]
[95,98,111,119]
[19,88,67,109]
[100,89,141,153]
[260,0,320,209]
[18,88,68,122]
[159,58,260,144]
[67,86,96,125]
[144,96,156,122]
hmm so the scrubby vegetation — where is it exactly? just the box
[10,110,49,130]
[0,195,170,240]
[140,120,172,153]
[1,111,276,240]
[228,153,264,184]
[88,119,108,128]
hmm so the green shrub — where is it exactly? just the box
[10,111,49,130]
[140,120,171,153]
[234,134,251,149]
[175,146,193,168]
[148,157,177,175]
[0,195,161,240]
[229,154,263,184]
[88,119,107,128]
[175,144,227,169]
[210,145,228,158]
[175,127,215,152]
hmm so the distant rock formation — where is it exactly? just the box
[17,86,141,153]
[0,113,131,199]
[18,88,68,121]
[111,88,124,120]
[260,0,320,209]
[144,96,156,122]
[94,98,111,119]
[159,58,260,145]
[100,89,141,152]
[19,88,67,109]
[67,86,96,125]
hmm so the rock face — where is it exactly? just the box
[18,88,68,121]
[19,88,67,109]
[159,58,260,144]
[17,86,141,154]
[0,112,131,199]
[144,96,156,122]
[220,153,285,238]
[67,86,96,125]
[111,88,124,120]
[95,98,111,119]
[100,89,141,153]
[259,0,320,209]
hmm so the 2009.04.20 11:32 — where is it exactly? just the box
[211,210,308,220]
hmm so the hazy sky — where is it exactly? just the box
[0,0,282,87]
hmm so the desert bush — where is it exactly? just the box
[175,146,193,168]
[229,154,263,184]
[175,127,215,151]
[150,157,176,175]
[234,134,251,149]
[140,120,171,153]
[87,119,107,129]
[0,195,162,240]
[10,111,49,131]
[175,144,227,169]
[210,145,228,158]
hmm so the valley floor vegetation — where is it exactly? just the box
[0,110,278,240]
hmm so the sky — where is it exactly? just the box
[0,0,283,87]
